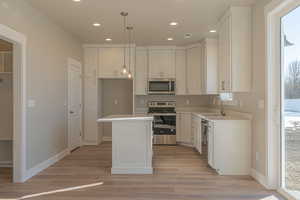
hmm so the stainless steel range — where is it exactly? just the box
[148,101,176,145]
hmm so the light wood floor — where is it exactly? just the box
[0,142,284,200]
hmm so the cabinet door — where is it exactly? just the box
[175,49,186,95]
[218,16,231,92]
[83,48,99,143]
[186,46,202,95]
[203,39,218,94]
[180,113,192,144]
[135,49,148,95]
[98,47,124,78]
[148,49,175,78]
[176,114,182,142]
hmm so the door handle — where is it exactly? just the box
[70,111,75,114]
[221,81,225,90]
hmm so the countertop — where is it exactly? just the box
[97,114,154,122]
[192,112,250,121]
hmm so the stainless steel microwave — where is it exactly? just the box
[148,79,175,95]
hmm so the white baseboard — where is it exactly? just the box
[111,167,153,174]
[102,136,112,142]
[0,161,13,168]
[25,149,70,181]
[278,188,299,200]
[82,141,98,145]
[251,168,269,189]
[177,142,194,148]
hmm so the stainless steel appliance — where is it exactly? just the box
[148,101,176,145]
[148,79,175,95]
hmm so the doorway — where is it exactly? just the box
[0,39,13,181]
[68,58,83,151]
[281,5,300,199]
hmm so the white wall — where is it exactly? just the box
[101,79,133,138]
[0,0,82,169]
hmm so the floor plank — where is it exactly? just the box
[0,142,284,200]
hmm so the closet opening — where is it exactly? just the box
[0,38,13,182]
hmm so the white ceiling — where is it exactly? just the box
[27,0,256,46]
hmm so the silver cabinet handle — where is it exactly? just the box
[221,81,225,91]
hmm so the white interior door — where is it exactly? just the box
[68,58,82,151]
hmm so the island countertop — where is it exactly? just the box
[97,114,153,122]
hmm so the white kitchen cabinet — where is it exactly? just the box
[218,6,252,92]
[83,47,100,144]
[176,113,192,144]
[135,48,148,95]
[98,46,135,79]
[175,49,187,95]
[207,119,251,175]
[186,44,203,95]
[201,39,218,94]
[148,48,175,78]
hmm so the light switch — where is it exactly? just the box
[114,99,118,105]
[28,100,36,108]
[258,100,265,109]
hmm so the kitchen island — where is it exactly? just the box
[97,114,154,174]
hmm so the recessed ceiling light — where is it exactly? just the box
[93,23,101,27]
[184,33,192,39]
[167,38,173,41]
[73,0,81,2]
[105,38,112,41]
[210,30,217,33]
[169,22,178,26]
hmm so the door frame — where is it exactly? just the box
[265,0,300,197]
[67,58,83,151]
[0,24,27,182]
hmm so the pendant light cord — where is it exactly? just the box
[123,14,126,68]
[128,27,131,72]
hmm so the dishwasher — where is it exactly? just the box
[202,119,214,168]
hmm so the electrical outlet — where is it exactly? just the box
[256,152,259,162]
[28,100,36,108]
[186,99,190,105]
[239,100,243,108]
[139,99,145,105]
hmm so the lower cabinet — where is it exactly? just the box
[207,120,251,175]
[176,113,192,144]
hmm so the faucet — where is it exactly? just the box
[220,100,226,116]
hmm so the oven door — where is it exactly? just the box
[152,115,176,135]
[148,79,175,95]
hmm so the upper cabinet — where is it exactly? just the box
[148,47,175,79]
[186,44,203,95]
[98,46,135,79]
[175,49,187,95]
[135,48,148,95]
[201,39,218,94]
[218,6,252,93]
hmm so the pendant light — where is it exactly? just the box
[127,26,133,79]
[120,12,128,75]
